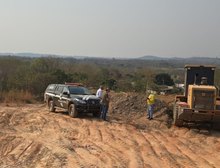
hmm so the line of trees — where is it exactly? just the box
[0,56,161,99]
[2,56,219,102]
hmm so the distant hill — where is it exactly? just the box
[178,56,220,64]
[0,52,51,58]
[0,52,88,59]
[0,52,219,66]
[138,55,220,65]
[138,55,168,60]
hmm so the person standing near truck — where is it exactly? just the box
[96,85,103,98]
[96,85,104,116]
[101,88,110,121]
[147,93,155,120]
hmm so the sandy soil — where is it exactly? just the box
[0,93,220,168]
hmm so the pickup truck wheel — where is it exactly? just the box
[48,100,55,112]
[69,104,78,118]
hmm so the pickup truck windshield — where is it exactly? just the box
[68,86,91,95]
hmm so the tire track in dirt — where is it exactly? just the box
[142,130,182,168]
[101,124,132,167]
[120,126,145,168]
[176,137,218,167]
[0,136,69,168]
[153,130,196,168]
[155,130,197,167]
[67,120,105,167]
[158,129,218,168]
[73,121,128,167]
[0,105,78,167]
[134,130,164,168]
[37,113,90,168]
[98,124,153,167]
[1,103,220,167]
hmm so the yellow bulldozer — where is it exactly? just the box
[173,65,220,127]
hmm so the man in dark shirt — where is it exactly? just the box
[101,88,110,121]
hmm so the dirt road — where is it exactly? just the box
[0,94,220,168]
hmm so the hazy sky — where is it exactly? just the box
[0,0,220,58]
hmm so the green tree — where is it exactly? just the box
[106,78,117,90]
[154,73,174,86]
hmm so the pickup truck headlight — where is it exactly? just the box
[75,98,86,104]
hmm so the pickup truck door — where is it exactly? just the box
[60,87,70,109]
[54,86,64,108]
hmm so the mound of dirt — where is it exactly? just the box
[110,92,174,130]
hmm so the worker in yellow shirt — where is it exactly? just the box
[147,93,155,120]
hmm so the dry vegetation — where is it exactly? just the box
[1,90,34,104]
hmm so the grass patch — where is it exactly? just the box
[0,90,35,104]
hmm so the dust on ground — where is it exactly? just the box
[0,93,220,168]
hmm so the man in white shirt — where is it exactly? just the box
[96,85,103,98]
[96,86,104,118]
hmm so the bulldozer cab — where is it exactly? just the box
[184,65,215,96]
